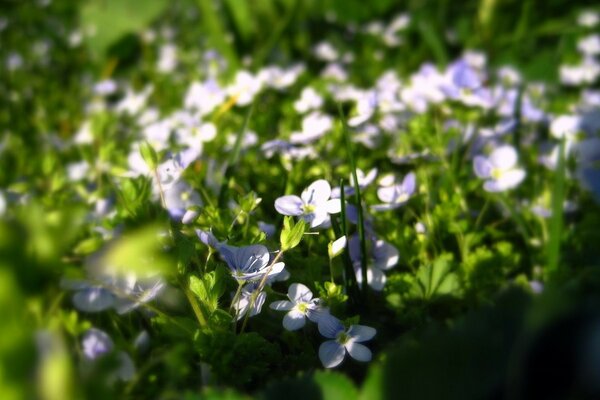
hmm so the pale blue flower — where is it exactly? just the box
[348,234,399,291]
[318,317,376,368]
[473,145,525,192]
[82,328,114,360]
[219,244,285,282]
[270,283,328,331]
[275,179,341,228]
[372,172,416,211]
[232,282,267,321]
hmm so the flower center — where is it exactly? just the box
[490,168,504,180]
[296,302,308,314]
[336,331,350,345]
[302,203,316,214]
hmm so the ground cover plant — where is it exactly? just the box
[2,0,600,399]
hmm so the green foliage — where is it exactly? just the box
[80,0,168,59]
[280,217,306,251]
[195,331,281,389]
[189,265,228,314]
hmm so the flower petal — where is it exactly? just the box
[496,169,526,189]
[318,315,345,339]
[73,288,115,312]
[325,198,341,214]
[373,240,399,270]
[301,180,331,204]
[270,300,294,311]
[402,172,416,195]
[347,325,377,342]
[319,341,346,368]
[346,342,372,362]
[283,310,306,331]
[473,156,492,178]
[288,283,313,303]
[368,267,386,291]
[490,145,518,170]
[274,195,304,216]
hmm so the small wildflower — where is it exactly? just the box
[270,283,327,331]
[473,145,525,192]
[318,317,376,368]
[275,179,341,228]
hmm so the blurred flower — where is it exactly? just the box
[348,234,399,291]
[82,328,113,360]
[372,172,416,211]
[473,145,525,192]
[294,87,323,114]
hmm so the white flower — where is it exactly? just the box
[227,70,262,106]
[294,87,324,114]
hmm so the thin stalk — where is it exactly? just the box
[218,103,254,207]
[338,104,368,297]
[339,179,359,302]
[546,139,566,281]
[182,280,208,328]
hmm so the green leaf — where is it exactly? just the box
[72,236,104,256]
[189,275,209,304]
[280,217,306,251]
[103,223,173,278]
[313,371,358,400]
[414,253,459,299]
[139,141,159,170]
[81,0,168,58]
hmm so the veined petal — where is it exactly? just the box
[236,245,270,273]
[270,300,294,311]
[283,310,306,331]
[288,283,313,303]
[490,145,518,170]
[318,315,345,338]
[249,291,267,317]
[319,341,346,368]
[348,325,377,342]
[302,180,331,204]
[346,342,372,362]
[275,195,304,216]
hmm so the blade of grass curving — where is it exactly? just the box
[337,103,369,297]
[339,178,359,304]
[546,139,566,281]
[218,103,254,207]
